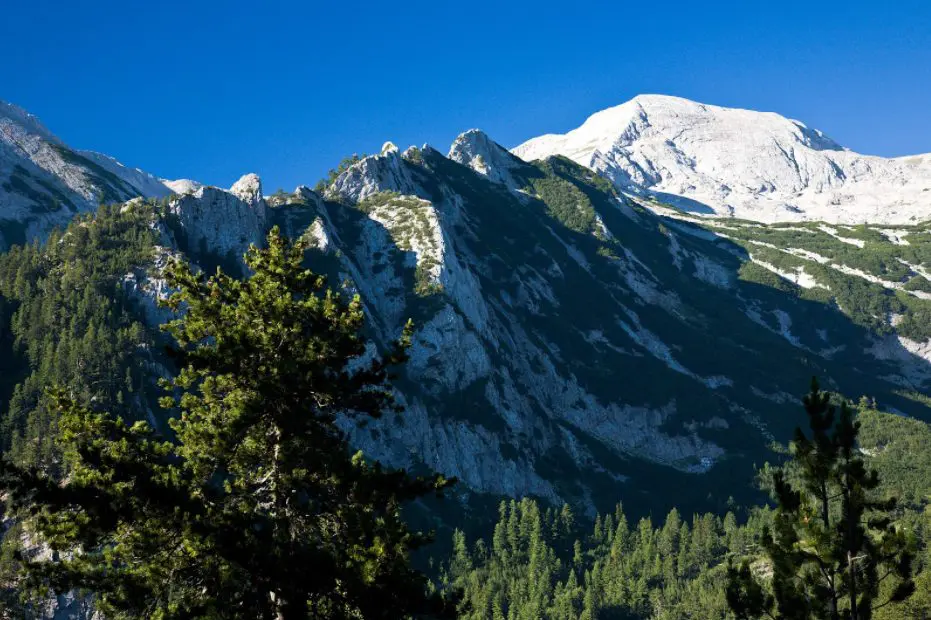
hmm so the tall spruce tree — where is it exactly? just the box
[726,379,915,620]
[0,227,456,619]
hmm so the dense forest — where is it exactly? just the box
[0,203,930,619]
[0,202,163,470]
[440,403,931,619]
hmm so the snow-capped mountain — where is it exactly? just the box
[0,100,173,249]
[513,94,931,224]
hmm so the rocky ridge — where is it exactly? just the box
[259,129,931,514]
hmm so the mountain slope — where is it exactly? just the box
[263,133,931,515]
[514,94,931,224]
[0,100,172,249]
[1,103,931,521]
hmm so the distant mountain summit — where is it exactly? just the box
[513,94,931,224]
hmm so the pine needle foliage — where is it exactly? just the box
[0,227,456,619]
[726,379,915,620]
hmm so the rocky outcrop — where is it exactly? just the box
[165,174,267,260]
[448,129,527,190]
[328,148,420,204]
[0,100,170,206]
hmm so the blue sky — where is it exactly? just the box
[4,0,930,192]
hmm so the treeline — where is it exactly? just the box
[444,499,769,619]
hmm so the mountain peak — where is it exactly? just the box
[593,93,706,117]
[448,129,527,188]
[328,145,418,203]
[0,99,60,144]
[520,94,844,162]
[230,173,263,204]
[164,179,203,195]
[616,94,844,151]
[513,95,931,223]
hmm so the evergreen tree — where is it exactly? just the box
[726,378,915,620]
[0,227,456,619]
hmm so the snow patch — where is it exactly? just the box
[786,247,831,264]
[878,229,911,245]
[818,225,865,247]
[750,255,827,289]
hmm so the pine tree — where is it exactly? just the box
[0,227,456,619]
[726,378,916,620]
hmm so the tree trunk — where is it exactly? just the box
[821,481,839,620]
[270,590,287,620]
[843,459,859,620]
[271,423,286,620]
[848,550,859,620]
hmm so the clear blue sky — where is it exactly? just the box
[4,0,930,192]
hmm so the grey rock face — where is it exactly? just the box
[256,142,931,514]
[448,129,527,190]
[166,173,267,260]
